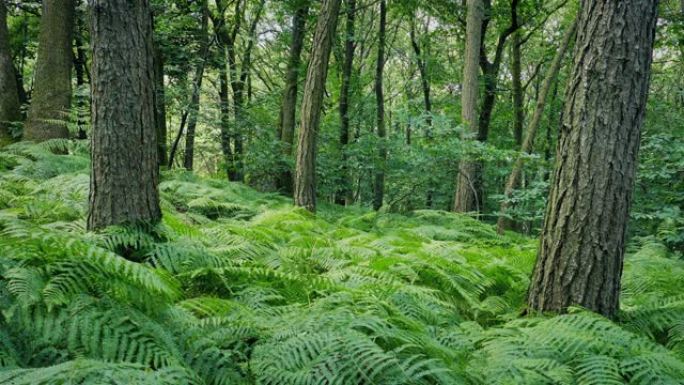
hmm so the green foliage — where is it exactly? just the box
[0,143,683,384]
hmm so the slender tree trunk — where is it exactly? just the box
[0,2,21,146]
[511,32,523,147]
[24,0,75,142]
[527,0,658,318]
[294,0,342,212]
[184,0,210,171]
[154,47,168,167]
[87,0,162,230]
[230,0,265,182]
[372,0,387,211]
[453,0,484,213]
[497,20,577,234]
[337,0,356,204]
[73,12,88,140]
[277,1,309,194]
[409,19,431,129]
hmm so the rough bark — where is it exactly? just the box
[294,0,342,212]
[527,0,658,318]
[497,19,577,234]
[87,0,161,230]
[372,0,387,211]
[154,47,168,167]
[24,0,75,142]
[453,0,484,213]
[336,0,356,205]
[184,0,210,171]
[0,2,21,146]
[276,0,309,194]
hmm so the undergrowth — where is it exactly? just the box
[0,140,683,384]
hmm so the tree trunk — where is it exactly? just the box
[527,0,658,318]
[336,0,356,205]
[277,1,309,194]
[87,0,162,230]
[0,2,21,146]
[24,0,75,142]
[511,32,523,147]
[230,0,265,182]
[73,12,88,140]
[184,0,210,171]
[409,19,431,129]
[497,19,577,234]
[372,0,387,211]
[294,0,342,212]
[453,0,484,213]
[154,47,168,167]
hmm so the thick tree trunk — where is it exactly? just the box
[497,19,577,234]
[372,0,387,211]
[453,0,484,213]
[277,1,309,194]
[184,0,210,171]
[527,0,658,318]
[336,0,356,205]
[87,0,161,230]
[24,0,75,142]
[294,0,342,212]
[0,2,21,146]
[154,47,168,167]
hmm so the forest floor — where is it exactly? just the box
[0,140,683,384]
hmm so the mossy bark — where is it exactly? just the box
[24,0,75,142]
[0,2,21,146]
[294,0,342,212]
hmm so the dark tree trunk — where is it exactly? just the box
[154,47,168,167]
[511,32,523,147]
[87,0,162,230]
[409,19,431,129]
[184,0,210,171]
[0,2,21,146]
[527,0,658,318]
[497,19,577,234]
[453,0,484,213]
[73,11,88,140]
[294,0,342,212]
[336,0,356,205]
[277,1,309,194]
[24,0,75,142]
[372,0,387,211]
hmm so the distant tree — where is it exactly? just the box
[497,19,577,234]
[294,0,342,212]
[24,0,75,142]
[184,0,210,171]
[336,0,356,205]
[0,2,21,146]
[87,0,161,230]
[453,0,484,213]
[527,0,658,318]
[373,0,387,211]
[277,0,310,194]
